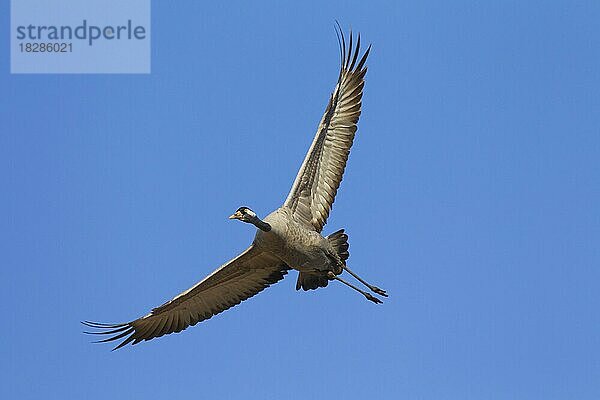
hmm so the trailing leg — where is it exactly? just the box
[327,229,387,297]
[341,265,388,297]
[328,272,383,304]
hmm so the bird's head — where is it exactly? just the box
[229,206,257,223]
[229,207,271,232]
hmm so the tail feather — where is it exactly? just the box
[296,229,350,291]
[295,274,329,291]
[327,229,350,262]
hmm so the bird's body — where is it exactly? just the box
[84,26,386,350]
[256,207,339,274]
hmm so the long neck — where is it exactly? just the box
[250,216,271,232]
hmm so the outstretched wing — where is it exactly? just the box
[284,28,370,232]
[84,246,288,350]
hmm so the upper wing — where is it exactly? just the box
[83,246,288,350]
[284,29,370,232]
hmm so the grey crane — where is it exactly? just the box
[84,27,386,350]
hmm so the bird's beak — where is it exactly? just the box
[229,211,242,220]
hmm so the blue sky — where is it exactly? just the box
[2,1,599,399]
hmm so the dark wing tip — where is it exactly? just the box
[333,24,371,75]
[82,320,136,351]
[356,43,371,72]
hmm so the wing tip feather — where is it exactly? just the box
[82,320,137,350]
[333,24,370,75]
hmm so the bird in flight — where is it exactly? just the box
[84,26,386,350]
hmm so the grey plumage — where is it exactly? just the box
[84,26,385,350]
[296,229,349,291]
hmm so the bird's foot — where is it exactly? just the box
[365,293,383,304]
[370,286,388,297]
